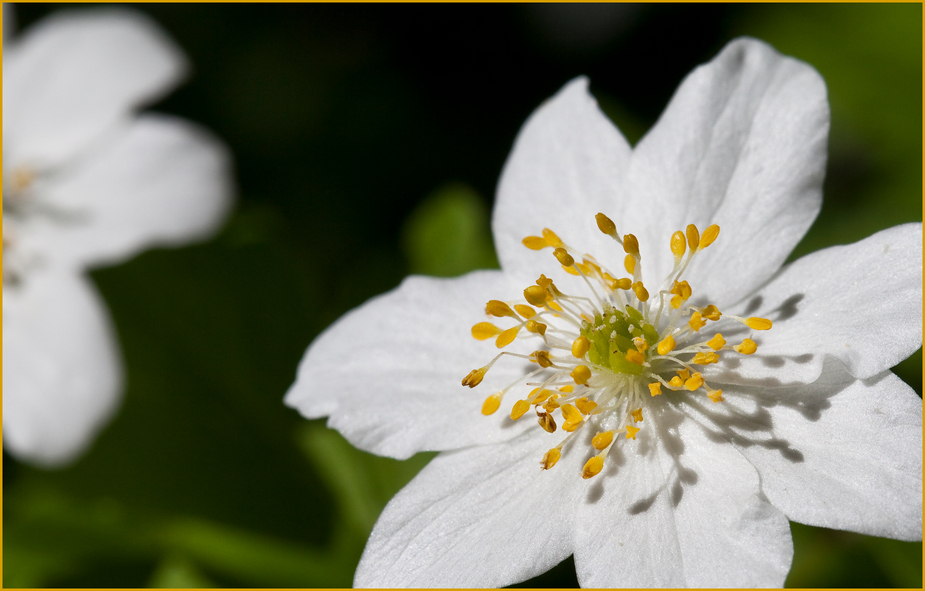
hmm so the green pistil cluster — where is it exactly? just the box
[580,303,659,376]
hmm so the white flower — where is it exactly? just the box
[285,37,922,587]
[3,7,233,467]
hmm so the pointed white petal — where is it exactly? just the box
[627,37,828,304]
[493,77,634,287]
[707,223,922,385]
[285,271,539,459]
[700,360,922,541]
[3,270,124,467]
[354,432,580,588]
[574,403,792,587]
[27,114,234,268]
[4,7,188,169]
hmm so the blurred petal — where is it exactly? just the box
[574,403,792,587]
[493,77,633,286]
[3,7,187,169]
[31,114,234,268]
[703,360,922,541]
[708,223,923,385]
[627,37,829,304]
[285,271,537,460]
[354,432,579,587]
[3,270,123,467]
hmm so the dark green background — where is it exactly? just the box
[4,4,922,588]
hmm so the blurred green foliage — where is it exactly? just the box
[4,3,921,588]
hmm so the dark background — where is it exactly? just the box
[4,3,922,587]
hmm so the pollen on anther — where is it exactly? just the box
[623,234,640,255]
[542,228,564,248]
[631,408,643,423]
[707,333,726,350]
[701,305,722,321]
[575,397,597,415]
[533,350,553,368]
[553,247,575,267]
[572,336,591,359]
[632,281,649,302]
[625,425,640,440]
[688,312,706,332]
[462,367,488,388]
[524,285,547,307]
[735,338,758,355]
[592,430,614,450]
[684,373,704,391]
[538,412,557,433]
[708,389,724,403]
[571,365,592,385]
[526,320,547,335]
[625,349,645,366]
[746,317,773,330]
[648,382,662,396]
[657,335,676,355]
[582,455,604,479]
[486,300,517,319]
[471,322,502,340]
[542,448,562,470]
[481,393,502,415]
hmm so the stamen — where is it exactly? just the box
[510,399,531,420]
[686,224,700,250]
[571,336,591,358]
[571,365,591,385]
[707,333,726,350]
[699,224,720,250]
[471,322,502,340]
[515,304,537,318]
[482,393,502,415]
[522,236,550,250]
[582,455,604,479]
[541,448,562,469]
[648,382,662,396]
[595,213,619,240]
[542,228,564,248]
[592,430,614,450]
[553,247,574,267]
[657,335,676,355]
[625,425,640,440]
[631,408,643,423]
[486,300,518,320]
[670,230,686,262]
[734,338,758,355]
[745,317,773,330]
[524,285,547,307]
[495,326,521,348]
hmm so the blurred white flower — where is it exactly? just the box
[3,7,233,467]
[285,38,922,587]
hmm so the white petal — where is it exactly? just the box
[707,223,922,385]
[574,403,792,587]
[3,7,188,169]
[701,359,922,541]
[493,77,634,287]
[627,37,828,305]
[354,432,580,588]
[27,114,234,268]
[285,271,540,460]
[3,269,124,467]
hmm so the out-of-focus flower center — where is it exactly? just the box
[462,213,772,479]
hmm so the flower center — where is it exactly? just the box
[462,213,772,479]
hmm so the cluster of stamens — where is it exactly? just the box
[461,213,772,480]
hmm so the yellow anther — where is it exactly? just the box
[481,393,502,415]
[542,395,561,412]
[624,254,637,275]
[541,448,561,470]
[510,399,530,420]
[670,280,692,299]
[535,274,554,290]
[623,233,639,255]
[495,326,520,348]
[575,261,592,275]
[632,336,648,351]
[625,425,640,440]
[575,397,597,414]
[572,336,591,359]
[746,317,773,330]
[514,304,536,319]
[701,305,722,321]
[553,247,575,267]
[676,368,691,380]
[707,333,726,351]
[670,230,686,260]
[522,235,549,250]
[692,351,719,365]
[538,412,557,433]
[525,320,547,336]
[625,349,645,366]
[462,367,488,388]
[582,455,604,479]
[595,212,617,238]
[684,372,704,391]
[561,264,579,276]
[632,281,649,302]
[686,224,700,250]
[668,376,683,388]
[670,295,685,309]
[735,338,758,355]
[657,335,676,355]
[533,350,553,368]
[688,312,706,332]
[612,277,632,291]
[558,385,574,393]
[524,285,547,307]
[486,300,516,318]
[583,258,602,275]
[700,224,720,249]
[561,404,582,423]
[548,301,563,312]
[531,388,555,404]
[648,382,662,396]
[542,228,564,248]
[592,430,614,450]
[471,322,502,340]
[562,410,583,432]
[571,365,592,385]
[708,389,724,403]
[631,408,643,423]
